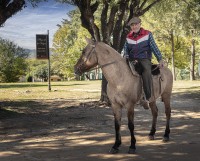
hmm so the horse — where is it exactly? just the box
[74,38,173,154]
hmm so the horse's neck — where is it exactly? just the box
[96,44,133,84]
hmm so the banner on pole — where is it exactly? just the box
[36,34,49,59]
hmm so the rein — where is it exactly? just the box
[84,61,117,80]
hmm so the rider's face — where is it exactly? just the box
[130,23,141,33]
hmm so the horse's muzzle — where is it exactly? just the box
[74,69,80,76]
[74,66,82,76]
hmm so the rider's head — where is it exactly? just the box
[128,17,141,33]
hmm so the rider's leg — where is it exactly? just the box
[140,59,152,100]
[139,59,152,109]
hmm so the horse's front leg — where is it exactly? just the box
[162,94,171,142]
[149,101,158,140]
[127,106,136,154]
[110,105,122,154]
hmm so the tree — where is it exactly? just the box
[173,0,200,80]
[143,0,200,80]
[0,0,45,27]
[142,0,184,80]
[60,0,163,102]
[0,38,29,82]
[26,59,50,81]
[34,64,48,81]
[181,0,200,80]
[61,0,162,51]
[51,10,91,80]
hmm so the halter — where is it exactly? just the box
[75,43,119,79]
[75,44,97,76]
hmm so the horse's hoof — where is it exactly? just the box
[109,147,119,154]
[128,148,136,154]
[162,137,169,142]
[148,135,155,140]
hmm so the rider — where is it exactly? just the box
[124,17,164,109]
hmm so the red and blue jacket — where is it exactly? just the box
[124,28,162,61]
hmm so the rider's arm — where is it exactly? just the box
[123,40,129,59]
[149,32,162,62]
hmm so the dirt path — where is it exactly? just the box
[0,91,199,161]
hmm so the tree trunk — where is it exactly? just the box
[171,30,176,81]
[190,39,195,80]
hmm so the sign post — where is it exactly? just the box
[36,31,51,91]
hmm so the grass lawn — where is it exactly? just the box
[0,80,199,101]
[0,81,101,101]
[172,80,200,93]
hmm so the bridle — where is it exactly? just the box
[75,43,117,80]
[75,44,97,77]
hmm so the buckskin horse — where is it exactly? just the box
[74,38,173,154]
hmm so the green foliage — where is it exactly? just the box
[51,9,91,80]
[0,38,28,82]
[52,0,200,80]
[34,64,48,81]
[142,0,200,76]
[176,68,190,80]
[26,59,49,81]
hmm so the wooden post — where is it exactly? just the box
[171,29,176,81]
[47,30,51,91]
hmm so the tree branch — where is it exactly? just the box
[0,0,25,26]
[113,0,129,51]
[101,1,118,44]
[139,0,148,10]
[74,0,100,41]
[107,5,118,38]
[138,0,163,16]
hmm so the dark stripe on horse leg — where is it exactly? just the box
[162,93,171,142]
[127,107,136,152]
[110,107,122,153]
[149,101,158,139]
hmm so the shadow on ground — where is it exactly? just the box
[0,91,199,161]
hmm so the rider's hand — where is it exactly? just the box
[159,59,164,68]
[123,54,129,59]
[123,54,129,63]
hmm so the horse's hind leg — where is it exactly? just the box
[110,105,122,154]
[127,105,136,154]
[162,93,171,142]
[149,101,158,140]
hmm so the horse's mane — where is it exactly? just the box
[97,42,124,60]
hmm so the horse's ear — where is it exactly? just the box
[85,37,95,44]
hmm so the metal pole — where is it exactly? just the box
[47,30,51,91]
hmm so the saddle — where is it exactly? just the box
[128,60,163,104]
[128,60,160,76]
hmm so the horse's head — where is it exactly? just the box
[74,38,98,75]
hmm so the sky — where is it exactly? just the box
[0,1,75,49]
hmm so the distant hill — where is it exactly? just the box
[25,49,36,58]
